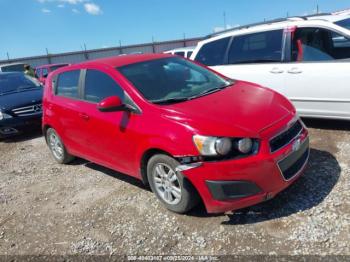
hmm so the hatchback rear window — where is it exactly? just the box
[174,52,185,57]
[335,18,350,30]
[56,70,80,99]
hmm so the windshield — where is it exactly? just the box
[335,18,350,30]
[117,57,232,104]
[0,73,41,95]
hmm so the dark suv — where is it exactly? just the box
[0,72,43,138]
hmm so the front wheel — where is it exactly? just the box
[46,128,74,164]
[147,154,199,213]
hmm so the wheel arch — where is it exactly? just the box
[42,124,52,144]
[140,148,172,186]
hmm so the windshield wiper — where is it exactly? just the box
[189,83,232,99]
[151,97,190,105]
[18,85,39,90]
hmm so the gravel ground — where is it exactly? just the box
[0,118,349,257]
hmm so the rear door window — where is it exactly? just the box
[194,37,230,66]
[228,30,283,64]
[56,70,80,99]
[83,69,124,103]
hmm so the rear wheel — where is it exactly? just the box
[147,154,199,213]
[46,128,74,164]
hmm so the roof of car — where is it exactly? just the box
[78,53,174,68]
[36,63,69,69]
[164,46,196,53]
[0,62,25,67]
[200,18,350,45]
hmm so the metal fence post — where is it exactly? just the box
[119,40,123,55]
[152,36,156,53]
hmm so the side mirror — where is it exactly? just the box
[97,96,128,112]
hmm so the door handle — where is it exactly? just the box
[270,67,284,74]
[287,67,302,74]
[79,113,90,121]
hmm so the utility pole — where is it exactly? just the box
[6,52,9,61]
[183,33,186,47]
[316,4,319,14]
[286,11,289,18]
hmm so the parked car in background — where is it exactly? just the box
[43,54,309,214]
[191,16,350,120]
[164,46,195,59]
[0,72,43,138]
[0,63,25,72]
[35,63,69,85]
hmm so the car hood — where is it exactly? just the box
[160,81,295,137]
[0,88,43,111]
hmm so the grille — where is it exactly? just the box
[12,104,42,116]
[277,137,309,181]
[270,120,303,153]
[279,147,309,180]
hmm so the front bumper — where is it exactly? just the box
[182,120,309,214]
[0,113,42,137]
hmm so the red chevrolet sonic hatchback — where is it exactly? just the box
[43,54,309,214]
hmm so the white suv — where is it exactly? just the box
[191,16,350,120]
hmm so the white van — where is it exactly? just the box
[191,16,350,120]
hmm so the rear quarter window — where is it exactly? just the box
[194,37,230,66]
[56,70,80,99]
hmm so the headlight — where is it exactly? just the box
[193,135,257,158]
[236,138,253,154]
[0,111,12,121]
[215,138,232,155]
[193,135,232,156]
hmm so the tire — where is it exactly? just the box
[147,154,199,213]
[46,128,74,164]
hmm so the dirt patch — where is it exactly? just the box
[0,120,349,256]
